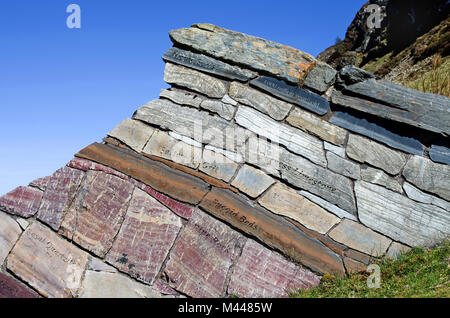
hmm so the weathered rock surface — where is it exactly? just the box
[329,219,392,257]
[229,81,292,121]
[0,186,43,218]
[164,63,227,98]
[279,151,357,214]
[402,156,450,201]
[143,130,202,169]
[323,142,346,158]
[298,190,358,221]
[67,158,129,180]
[346,134,407,175]
[429,144,450,165]
[0,212,22,265]
[106,188,181,284]
[326,151,360,180]
[199,149,239,182]
[60,171,134,257]
[403,182,450,211]
[76,143,211,205]
[243,136,283,177]
[259,183,340,234]
[205,145,243,163]
[134,99,249,151]
[251,77,330,115]
[37,167,85,231]
[330,111,424,156]
[108,118,155,152]
[163,47,257,82]
[228,240,320,298]
[79,271,165,298]
[235,106,326,166]
[200,187,345,276]
[88,257,118,273]
[160,89,203,108]
[0,273,38,298]
[386,242,411,260]
[286,107,347,145]
[7,222,89,298]
[169,23,335,91]
[164,209,246,298]
[200,99,235,120]
[361,166,403,193]
[231,165,274,198]
[355,181,450,246]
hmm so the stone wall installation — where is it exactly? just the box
[0,23,449,298]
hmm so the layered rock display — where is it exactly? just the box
[0,23,449,298]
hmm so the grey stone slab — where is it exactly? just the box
[346,134,407,175]
[199,149,239,182]
[164,63,227,98]
[134,99,249,151]
[159,89,202,108]
[355,181,450,247]
[169,24,335,92]
[385,242,411,259]
[250,76,330,115]
[200,99,235,120]
[235,106,326,166]
[429,144,450,165]
[0,212,22,266]
[323,142,346,158]
[329,111,424,156]
[279,150,356,214]
[402,156,450,201]
[329,219,392,257]
[205,145,243,163]
[298,191,357,221]
[403,182,450,211]
[108,118,155,153]
[231,165,274,198]
[361,166,403,193]
[337,74,450,136]
[326,151,360,180]
[229,81,292,121]
[162,47,257,82]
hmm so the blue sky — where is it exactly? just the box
[0,0,366,195]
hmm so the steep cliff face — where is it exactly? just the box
[318,0,449,96]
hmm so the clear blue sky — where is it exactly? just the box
[0,0,366,195]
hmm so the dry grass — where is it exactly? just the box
[407,55,450,97]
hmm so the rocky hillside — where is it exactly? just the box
[318,0,449,97]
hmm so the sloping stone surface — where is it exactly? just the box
[37,167,85,231]
[108,118,155,152]
[330,111,424,156]
[200,99,235,120]
[164,63,227,98]
[355,181,450,247]
[361,166,403,193]
[7,222,89,298]
[163,47,257,82]
[429,144,450,165]
[200,187,345,276]
[160,89,202,108]
[298,190,357,221]
[279,151,356,214]
[326,151,360,180]
[386,242,411,260]
[402,156,450,201]
[231,165,274,198]
[0,212,22,266]
[164,209,246,298]
[259,183,340,234]
[199,149,239,182]
[0,273,38,298]
[0,186,43,218]
[169,23,335,91]
[228,240,320,298]
[106,188,182,284]
[235,105,326,166]
[60,171,134,257]
[402,182,450,211]
[346,134,407,175]
[67,158,129,180]
[329,219,392,257]
[229,81,292,121]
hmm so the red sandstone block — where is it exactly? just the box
[37,167,85,230]
[164,209,246,298]
[106,187,182,284]
[68,157,129,180]
[0,186,43,218]
[60,171,134,257]
[0,272,39,298]
[228,240,320,298]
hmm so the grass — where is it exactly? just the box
[407,55,450,97]
[290,241,450,298]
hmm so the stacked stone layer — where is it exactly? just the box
[0,23,449,298]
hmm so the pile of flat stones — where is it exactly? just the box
[0,23,449,298]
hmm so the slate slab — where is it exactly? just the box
[0,186,43,218]
[0,272,38,298]
[108,118,155,152]
[429,144,450,165]
[251,76,330,115]
[329,111,424,156]
[160,89,203,108]
[231,165,274,198]
[163,47,257,82]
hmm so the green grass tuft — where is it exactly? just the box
[290,241,450,298]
